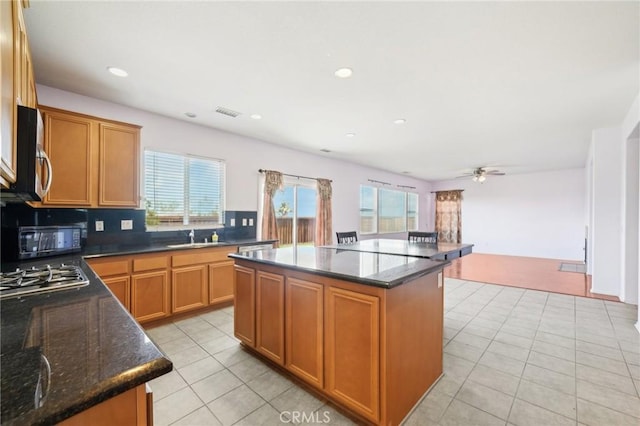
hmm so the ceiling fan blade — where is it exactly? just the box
[485,171,506,175]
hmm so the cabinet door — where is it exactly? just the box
[286,278,323,388]
[209,260,234,305]
[103,275,131,311]
[60,384,147,426]
[0,0,16,187]
[256,271,285,365]
[131,271,170,323]
[98,122,140,207]
[326,287,380,422]
[172,265,208,314]
[233,265,255,346]
[42,109,94,205]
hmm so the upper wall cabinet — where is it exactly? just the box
[1,0,37,189]
[39,106,141,208]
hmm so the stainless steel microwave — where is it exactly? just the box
[0,106,52,202]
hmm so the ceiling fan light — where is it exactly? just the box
[478,175,486,183]
[472,176,479,182]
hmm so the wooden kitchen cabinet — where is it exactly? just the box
[60,384,149,426]
[131,271,170,323]
[325,286,380,422]
[172,265,208,314]
[42,109,93,205]
[286,278,323,389]
[86,257,131,310]
[233,264,256,346]
[102,276,131,311]
[209,260,235,305]
[171,246,238,314]
[255,271,285,365]
[131,253,170,323]
[38,106,140,208]
[1,0,37,188]
[98,122,139,207]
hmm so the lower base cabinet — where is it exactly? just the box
[59,384,150,426]
[326,286,380,421]
[232,260,444,425]
[172,265,208,313]
[131,271,170,323]
[102,276,131,310]
[255,271,285,365]
[286,278,324,389]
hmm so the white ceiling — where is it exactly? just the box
[24,1,639,181]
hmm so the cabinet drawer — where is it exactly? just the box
[133,255,168,272]
[172,246,237,267]
[89,258,130,277]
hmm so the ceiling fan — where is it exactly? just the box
[456,167,505,183]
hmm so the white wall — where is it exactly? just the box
[623,136,639,304]
[36,85,433,241]
[431,169,586,260]
[590,127,624,296]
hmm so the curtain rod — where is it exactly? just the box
[430,189,465,193]
[258,169,332,183]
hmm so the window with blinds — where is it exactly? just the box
[359,185,419,234]
[144,150,225,228]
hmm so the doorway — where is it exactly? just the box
[272,180,317,248]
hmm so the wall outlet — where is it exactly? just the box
[230,218,236,226]
[95,220,104,232]
[242,218,247,226]
[249,218,254,226]
[121,219,133,230]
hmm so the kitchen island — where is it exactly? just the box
[0,258,172,425]
[322,238,473,260]
[229,247,449,425]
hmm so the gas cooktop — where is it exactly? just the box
[0,264,89,299]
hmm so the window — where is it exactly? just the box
[359,185,419,234]
[272,180,317,248]
[144,150,225,228]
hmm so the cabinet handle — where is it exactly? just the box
[38,148,53,196]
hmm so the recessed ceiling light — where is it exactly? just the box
[185,112,197,118]
[334,67,353,78]
[393,119,406,125]
[250,114,262,120]
[345,133,355,138]
[107,66,128,77]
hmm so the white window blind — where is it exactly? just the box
[144,150,225,227]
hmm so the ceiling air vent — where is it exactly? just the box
[215,107,241,118]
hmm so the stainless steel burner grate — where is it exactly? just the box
[0,264,89,299]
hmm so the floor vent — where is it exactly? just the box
[559,263,586,273]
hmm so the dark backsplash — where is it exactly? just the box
[1,204,257,261]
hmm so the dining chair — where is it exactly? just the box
[408,231,438,243]
[336,231,358,244]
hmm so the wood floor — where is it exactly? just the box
[444,253,620,302]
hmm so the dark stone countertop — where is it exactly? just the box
[0,257,172,425]
[229,246,450,288]
[81,238,278,259]
[321,239,474,258]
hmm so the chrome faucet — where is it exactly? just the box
[188,229,195,244]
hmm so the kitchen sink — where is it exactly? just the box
[166,242,220,249]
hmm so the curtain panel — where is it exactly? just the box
[435,190,463,243]
[315,178,333,246]
[261,170,283,244]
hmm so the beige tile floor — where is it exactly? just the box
[148,278,640,425]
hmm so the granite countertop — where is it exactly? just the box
[321,239,474,258]
[0,257,172,425]
[229,246,450,288]
[81,238,278,259]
